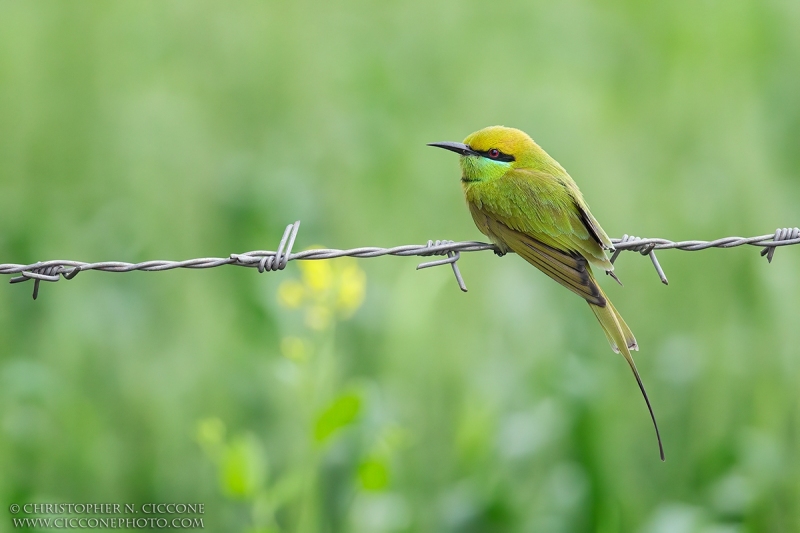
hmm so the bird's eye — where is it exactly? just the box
[488,149,500,159]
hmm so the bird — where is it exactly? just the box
[428,125,664,461]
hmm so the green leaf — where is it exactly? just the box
[220,434,267,499]
[314,392,362,443]
[358,459,389,491]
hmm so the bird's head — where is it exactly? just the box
[428,125,556,183]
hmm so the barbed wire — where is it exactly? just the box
[1,221,798,300]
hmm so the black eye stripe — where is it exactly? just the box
[473,149,515,162]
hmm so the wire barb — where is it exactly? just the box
[760,227,800,263]
[258,221,300,273]
[416,240,468,292]
[9,263,67,300]
[610,235,669,285]
[2,223,798,300]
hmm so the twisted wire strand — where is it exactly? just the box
[1,221,798,300]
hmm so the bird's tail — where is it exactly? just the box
[589,282,665,461]
[591,294,638,353]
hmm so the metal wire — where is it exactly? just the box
[1,221,798,300]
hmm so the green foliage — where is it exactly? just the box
[357,459,389,492]
[1,0,799,532]
[314,393,362,444]
[219,435,267,499]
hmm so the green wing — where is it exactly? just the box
[466,168,614,271]
[472,208,607,306]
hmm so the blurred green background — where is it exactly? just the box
[1,1,799,531]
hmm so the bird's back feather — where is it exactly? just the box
[464,168,614,271]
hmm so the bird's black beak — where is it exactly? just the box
[427,141,478,156]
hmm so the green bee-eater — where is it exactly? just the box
[429,126,664,460]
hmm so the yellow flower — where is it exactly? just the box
[335,263,366,317]
[277,279,305,309]
[276,247,367,329]
[280,337,310,362]
[306,305,332,331]
[299,254,333,294]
